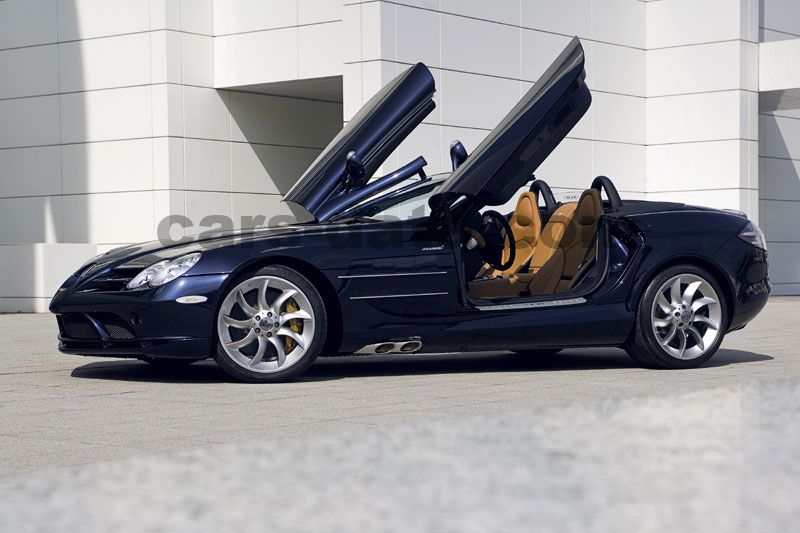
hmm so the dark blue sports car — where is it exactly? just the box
[50,38,770,382]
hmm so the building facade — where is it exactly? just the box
[0,0,798,312]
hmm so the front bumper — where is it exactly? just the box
[57,336,211,359]
[51,273,228,359]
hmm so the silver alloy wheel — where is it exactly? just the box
[217,275,315,374]
[650,273,722,360]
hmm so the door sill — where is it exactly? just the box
[474,296,587,311]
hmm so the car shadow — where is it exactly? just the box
[69,347,773,384]
[70,358,232,383]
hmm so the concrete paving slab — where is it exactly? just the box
[0,298,798,531]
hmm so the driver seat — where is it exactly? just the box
[483,191,542,277]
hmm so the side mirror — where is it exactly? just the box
[344,150,366,190]
[449,140,468,171]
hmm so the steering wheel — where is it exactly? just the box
[465,210,515,272]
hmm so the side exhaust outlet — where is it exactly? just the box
[398,340,422,353]
[354,339,423,355]
[374,342,395,354]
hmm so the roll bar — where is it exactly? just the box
[528,179,558,214]
[591,175,623,211]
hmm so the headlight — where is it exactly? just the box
[127,252,202,289]
[737,221,767,250]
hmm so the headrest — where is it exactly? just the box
[512,192,538,227]
[547,202,576,225]
[576,188,602,225]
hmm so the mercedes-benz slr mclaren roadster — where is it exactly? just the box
[51,38,770,382]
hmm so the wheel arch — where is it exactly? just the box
[217,255,343,356]
[630,254,735,328]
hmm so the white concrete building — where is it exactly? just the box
[0,0,798,312]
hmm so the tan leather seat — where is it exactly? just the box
[529,188,602,295]
[484,191,542,277]
[469,190,567,300]
[468,191,543,300]
[527,201,575,274]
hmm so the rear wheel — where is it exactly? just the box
[625,265,726,369]
[214,265,327,383]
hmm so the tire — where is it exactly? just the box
[140,357,204,369]
[624,264,727,369]
[512,349,562,357]
[214,265,327,383]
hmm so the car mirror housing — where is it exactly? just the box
[449,140,469,170]
[343,150,366,190]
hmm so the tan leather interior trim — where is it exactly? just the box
[528,248,564,295]
[529,202,574,272]
[567,256,596,291]
[514,272,536,285]
[468,276,524,300]
[470,187,603,300]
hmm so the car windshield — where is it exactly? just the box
[369,188,436,221]
[333,173,449,221]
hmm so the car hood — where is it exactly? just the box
[434,37,591,207]
[73,224,332,280]
[283,62,436,220]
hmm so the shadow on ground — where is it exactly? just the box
[69,348,773,384]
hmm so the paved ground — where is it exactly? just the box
[0,298,798,531]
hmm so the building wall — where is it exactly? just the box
[759,0,800,42]
[344,0,647,210]
[758,0,800,294]
[0,0,179,311]
[0,0,797,311]
[0,0,343,311]
[348,0,761,219]
[209,0,346,234]
[213,0,344,86]
[644,0,759,222]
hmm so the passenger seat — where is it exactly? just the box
[528,188,602,295]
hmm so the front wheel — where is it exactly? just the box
[624,265,727,369]
[214,265,327,383]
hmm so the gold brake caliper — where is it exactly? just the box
[282,298,302,353]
